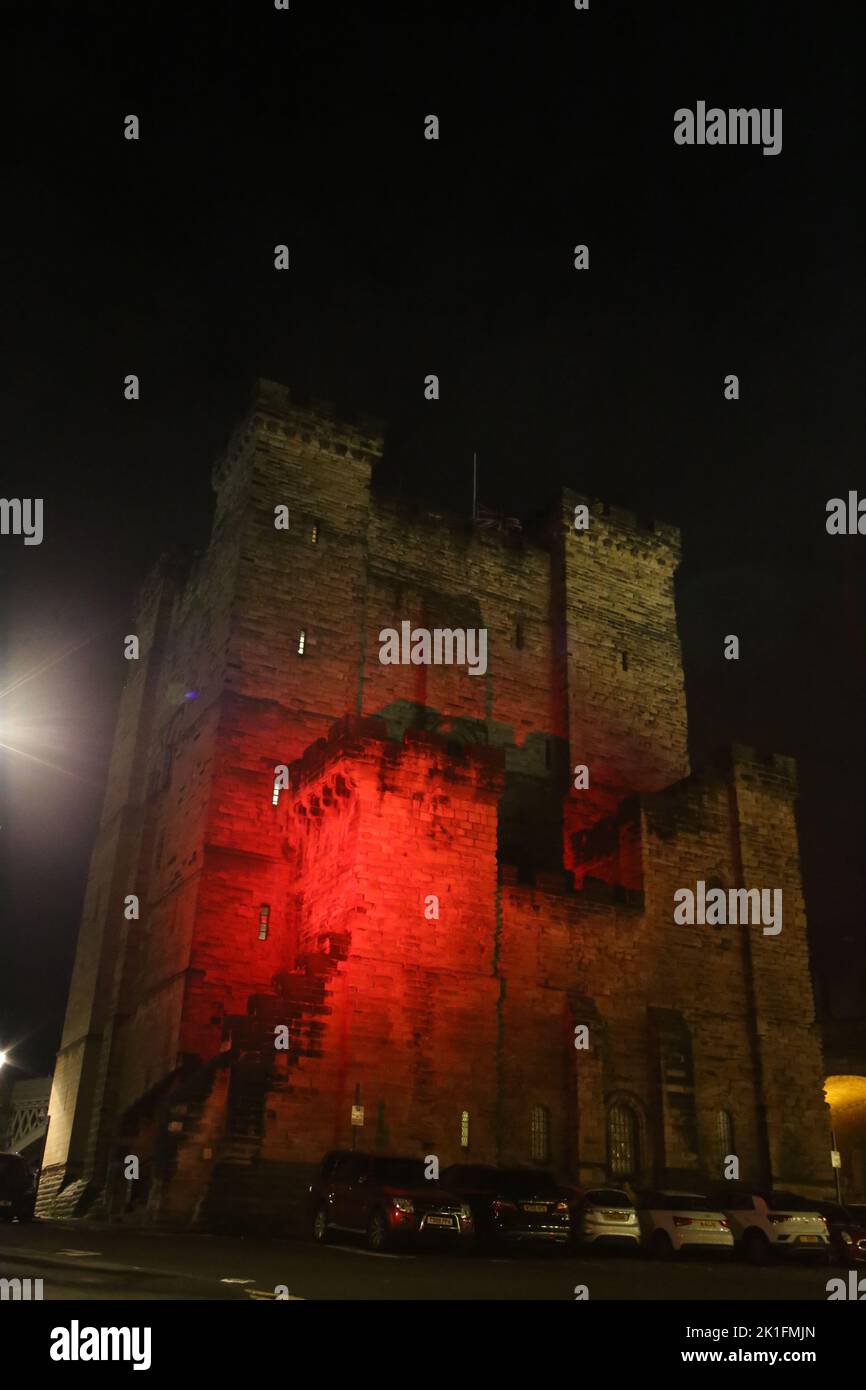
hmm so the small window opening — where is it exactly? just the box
[717,1109,735,1171]
[515,620,525,650]
[298,629,306,656]
[460,1110,470,1150]
[530,1104,550,1163]
[258,904,271,941]
[621,651,629,671]
[311,521,319,544]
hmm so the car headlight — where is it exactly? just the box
[460,1204,473,1220]
[391,1197,414,1214]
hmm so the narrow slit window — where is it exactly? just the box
[460,1110,470,1150]
[716,1109,735,1170]
[621,651,629,671]
[258,904,270,941]
[530,1104,550,1163]
[515,620,525,650]
[311,521,319,544]
[297,629,306,656]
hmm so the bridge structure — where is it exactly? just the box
[0,1075,51,1163]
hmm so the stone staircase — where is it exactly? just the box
[120,958,339,1231]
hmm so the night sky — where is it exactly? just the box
[1,0,864,1077]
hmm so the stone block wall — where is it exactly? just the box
[41,382,833,1222]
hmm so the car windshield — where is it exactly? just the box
[585,1189,634,1207]
[321,1152,348,1177]
[443,1167,498,1189]
[373,1158,430,1187]
[768,1192,820,1212]
[650,1193,712,1212]
[495,1170,561,1198]
[814,1202,851,1222]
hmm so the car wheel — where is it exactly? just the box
[312,1205,331,1244]
[743,1229,770,1266]
[367,1209,390,1253]
[651,1230,674,1260]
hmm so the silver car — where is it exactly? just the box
[572,1186,641,1250]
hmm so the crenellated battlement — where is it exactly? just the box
[42,381,831,1228]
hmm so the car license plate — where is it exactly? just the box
[523,1204,547,1213]
[0,1200,12,1207]
[697,1220,717,1229]
[426,1216,454,1227]
[800,1235,819,1244]
[604,1212,629,1222]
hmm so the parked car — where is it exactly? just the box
[310,1151,474,1252]
[636,1189,734,1258]
[708,1187,831,1264]
[308,1148,352,1194]
[441,1164,572,1251]
[809,1199,866,1266]
[570,1186,641,1252]
[0,1152,37,1222]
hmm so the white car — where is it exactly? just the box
[572,1186,641,1251]
[710,1188,831,1264]
[637,1189,734,1258]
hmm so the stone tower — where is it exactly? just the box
[40,382,831,1226]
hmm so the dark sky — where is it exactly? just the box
[1,0,864,1076]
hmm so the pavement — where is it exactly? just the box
[0,1218,845,1300]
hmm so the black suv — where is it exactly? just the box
[310,1151,474,1252]
[0,1152,37,1222]
[440,1164,572,1250]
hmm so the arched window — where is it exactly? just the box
[608,1101,640,1178]
[530,1105,550,1163]
[716,1109,735,1171]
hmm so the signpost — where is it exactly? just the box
[831,1131,843,1203]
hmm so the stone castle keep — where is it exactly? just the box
[40,379,832,1227]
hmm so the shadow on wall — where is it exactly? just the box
[373,701,569,875]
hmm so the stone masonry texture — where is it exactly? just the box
[39,380,833,1229]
